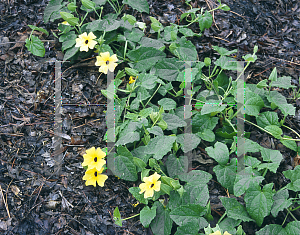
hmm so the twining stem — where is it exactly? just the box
[286,208,298,221]
[238,117,274,136]
[217,211,227,224]
[144,83,162,107]
[121,213,140,221]
[282,124,300,138]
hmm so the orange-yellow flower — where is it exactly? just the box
[95,52,118,74]
[61,21,70,26]
[139,172,161,198]
[83,167,108,187]
[129,76,137,84]
[75,32,97,52]
[209,231,231,235]
[82,147,106,171]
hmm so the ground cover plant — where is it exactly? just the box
[1,0,300,234]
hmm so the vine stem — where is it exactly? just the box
[282,124,300,138]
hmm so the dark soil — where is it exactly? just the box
[0,0,300,234]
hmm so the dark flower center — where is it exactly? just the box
[106,60,109,65]
[85,40,89,44]
[94,157,97,162]
[150,184,154,188]
[94,171,98,177]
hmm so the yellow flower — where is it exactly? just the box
[83,167,108,187]
[95,52,118,74]
[129,76,137,84]
[209,231,231,235]
[61,21,70,26]
[82,147,106,171]
[139,172,161,198]
[75,32,97,52]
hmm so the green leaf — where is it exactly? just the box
[205,142,229,165]
[260,148,283,165]
[140,206,157,228]
[215,126,236,139]
[215,56,241,71]
[219,4,230,11]
[268,67,278,81]
[60,12,79,26]
[154,58,183,82]
[244,90,264,117]
[271,76,296,89]
[81,0,95,9]
[197,129,215,142]
[162,113,187,131]
[178,170,212,185]
[25,36,45,57]
[115,132,140,146]
[61,34,76,51]
[283,165,300,192]
[244,138,263,153]
[256,221,300,235]
[127,47,166,72]
[219,217,241,235]
[63,46,79,60]
[139,37,165,50]
[67,2,77,11]
[244,155,261,168]
[244,183,274,226]
[123,0,149,13]
[117,146,133,158]
[183,184,210,207]
[264,125,283,139]
[122,14,136,25]
[212,45,237,56]
[150,16,163,32]
[174,222,203,235]
[136,73,161,89]
[256,111,280,128]
[271,189,293,217]
[87,18,121,32]
[166,155,188,178]
[257,79,268,88]
[176,133,201,152]
[28,25,49,36]
[192,113,219,132]
[170,204,207,226]
[144,136,176,160]
[266,91,295,116]
[113,207,122,226]
[150,201,173,235]
[198,11,213,31]
[147,126,163,136]
[220,197,254,222]
[43,0,63,23]
[233,167,264,196]
[124,27,144,42]
[133,157,147,169]
[93,0,107,7]
[213,158,237,194]
[200,100,226,115]
[280,135,298,152]
[178,27,196,37]
[114,155,137,181]
[158,98,177,110]
[170,37,197,61]
[129,187,148,204]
